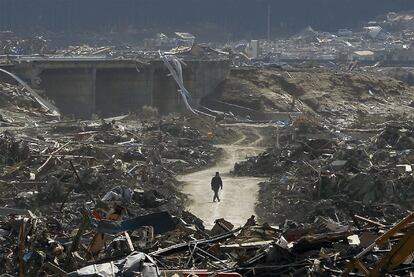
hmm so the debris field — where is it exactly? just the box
[2,9,414,276]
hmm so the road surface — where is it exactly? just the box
[178,126,267,229]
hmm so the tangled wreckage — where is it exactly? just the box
[1,33,414,275]
[1,73,414,277]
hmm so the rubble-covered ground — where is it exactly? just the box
[225,67,414,220]
[2,64,414,276]
[217,67,414,276]
[0,81,52,126]
[235,121,414,224]
[0,80,241,275]
[3,7,414,276]
[229,67,414,223]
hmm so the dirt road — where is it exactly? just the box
[178,126,267,228]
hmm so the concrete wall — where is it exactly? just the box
[40,68,96,118]
[150,60,231,114]
[95,68,152,117]
[187,60,231,107]
[10,59,230,118]
[152,67,181,114]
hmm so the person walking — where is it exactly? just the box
[211,172,223,202]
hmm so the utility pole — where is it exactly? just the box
[267,1,271,40]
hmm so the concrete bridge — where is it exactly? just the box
[2,56,230,118]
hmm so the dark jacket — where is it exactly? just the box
[211,176,223,191]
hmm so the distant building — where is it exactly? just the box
[363,26,387,40]
[292,26,319,42]
[245,40,260,59]
[351,50,376,61]
[174,32,195,47]
[144,33,177,49]
[144,32,196,50]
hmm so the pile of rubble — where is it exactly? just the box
[0,81,53,126]
[0,114,225,212]
[0,85,240,275]
[235,122,414,225]
[226,112,414,276]
[2,205,414,276]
